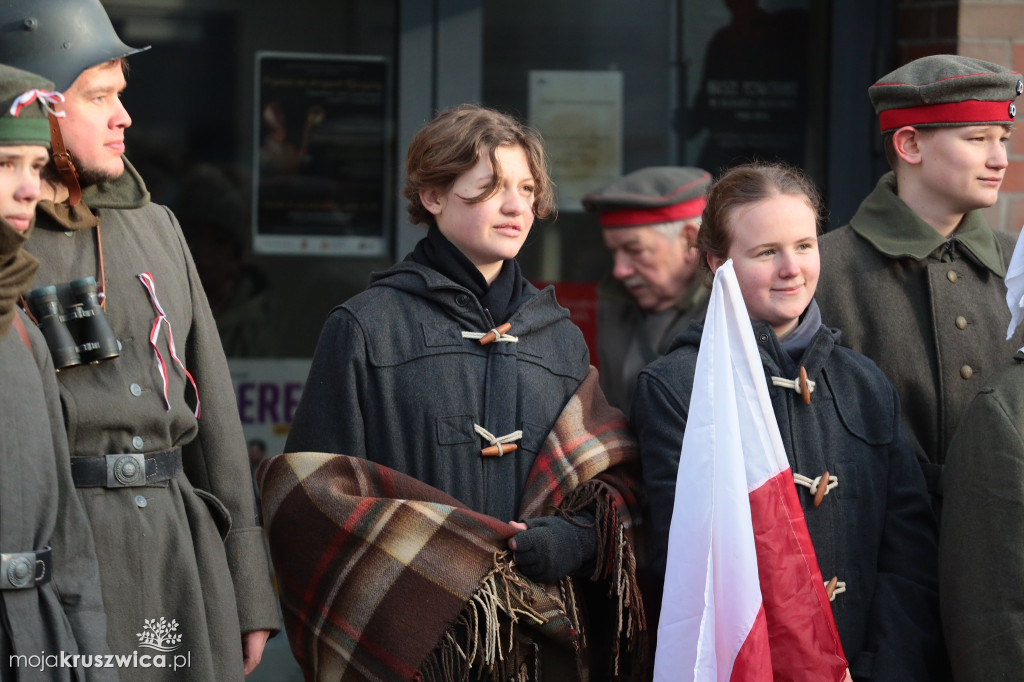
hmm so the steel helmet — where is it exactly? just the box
[0,0,150,92]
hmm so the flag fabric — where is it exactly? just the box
[653,260,847,682]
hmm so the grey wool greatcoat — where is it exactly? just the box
[24,161,280,680]
[284,260,590,522]
[0,309,114,681]
[940,352,1024,682]
[815,172,1016,494]
[596,275,709,414]
[631,318,943,681]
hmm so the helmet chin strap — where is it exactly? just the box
[47,112,82,207]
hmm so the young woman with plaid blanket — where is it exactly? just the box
[260,104,647,681]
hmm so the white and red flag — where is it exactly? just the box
[653,260,847,682]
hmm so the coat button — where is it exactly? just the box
[758,333,769,343]
[947,270,958,283]
[135,495,148,508]
[455,294,471,307]
[130,383,142,397]
[960,365,974,380]
[955,316,967,330]
[132,436,144,450]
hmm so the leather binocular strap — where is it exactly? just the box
[47,112,82,207]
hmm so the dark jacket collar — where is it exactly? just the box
[367,260,573,336]
[407,226,526,323]
[673,306,839,380]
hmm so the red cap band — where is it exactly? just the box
[879,99,1014,132]
[599,196,706,228]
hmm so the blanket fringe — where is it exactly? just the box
[417,552,549,682]
[418,479,649,682]
[561,480,649,680]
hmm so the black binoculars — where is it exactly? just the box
[24,276,120,370]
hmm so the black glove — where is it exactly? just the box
[512,513,598,583]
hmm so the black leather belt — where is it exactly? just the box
[0,547,51,590]
[70,448,182,488]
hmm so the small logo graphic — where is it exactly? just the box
[136,617,183,652]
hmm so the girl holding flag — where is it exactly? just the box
[631,162,942,681]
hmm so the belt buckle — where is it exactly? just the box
[106,453,147,487]
[1,552,36,589]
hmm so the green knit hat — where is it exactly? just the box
[582,166,711,228]
[0,63,57,148]
[869,54,1022,133]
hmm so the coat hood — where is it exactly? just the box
[366,260,572,336]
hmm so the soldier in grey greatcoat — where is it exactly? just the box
[0,1,280,679]
[0,63,114,682]
[940,230,1024,682]
[815,55,1023,502]
[582,166,711,413]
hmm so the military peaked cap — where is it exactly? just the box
[582,166,711,228]
[0,63,57,147]
[869,54,1022,133]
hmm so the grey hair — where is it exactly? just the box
[650,218,700,240]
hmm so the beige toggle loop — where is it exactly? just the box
[793,471,839,506]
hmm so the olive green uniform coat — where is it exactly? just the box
[940,352,1024,682]
[0,309,114,681]
[596,275,709,413]
[815,173,1016,492]
[24,162,280,681]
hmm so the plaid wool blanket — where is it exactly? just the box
[259,367,647,681]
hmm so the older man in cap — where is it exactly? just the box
[816,54,1022,507]
[0,0,280,679]
[583,166,711,412]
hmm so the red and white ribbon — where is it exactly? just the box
[138,272,201,418]
[9,89,65,118]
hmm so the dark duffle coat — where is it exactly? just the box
[284,260,590,522]
[24,161,280,681]
[596,274,709,414]
[815,172,1016,493]
[940,352,1024,682]
[0,309,113,681]
[631,318,942,681]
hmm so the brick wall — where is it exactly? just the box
[957,1,1024,234]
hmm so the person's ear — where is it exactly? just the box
[681,220,700,249]
[419,187,445,216]
[707,253,726,272]
[892,126,924,166]
[681,221,702,264]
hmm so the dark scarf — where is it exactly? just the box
[410,225,528,323]
[779,298,822,370]
[0,218,39,339]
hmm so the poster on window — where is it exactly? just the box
[528,70,623,212]
[253,51,392,256]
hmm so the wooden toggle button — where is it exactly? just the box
[814,471,830,507]
[799,366,811,405]
[479,322,512,345]
[481,443,518,457]
[825,576,839,600]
